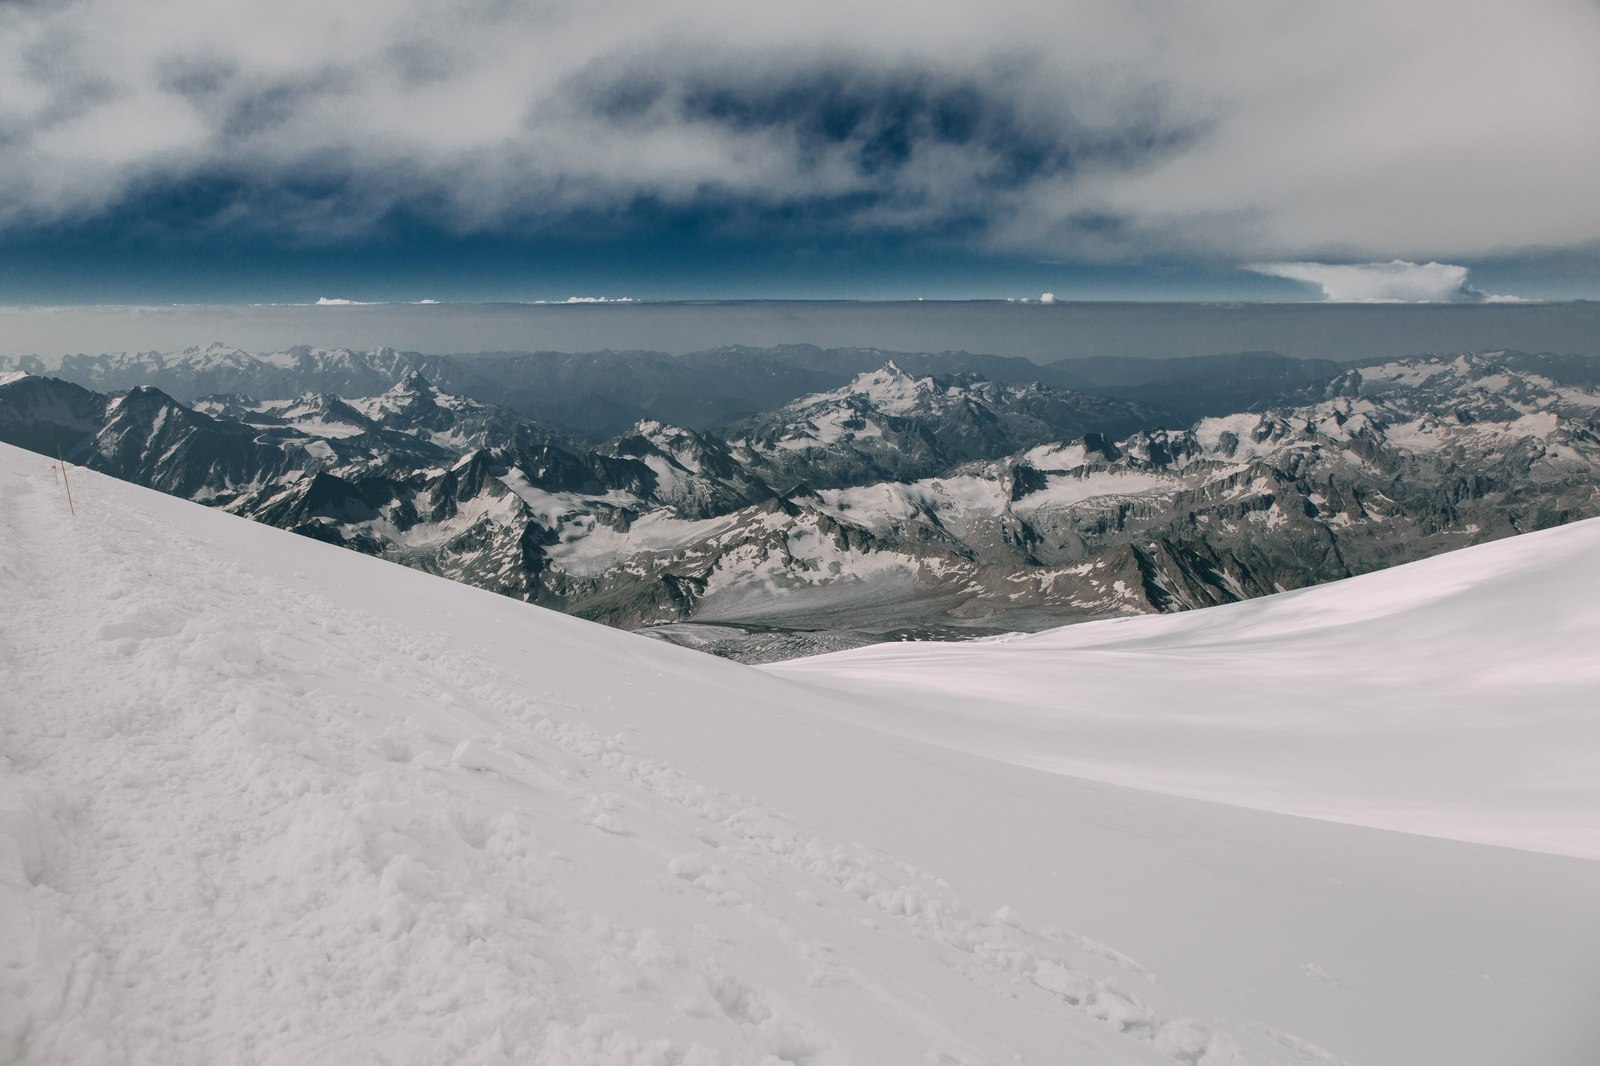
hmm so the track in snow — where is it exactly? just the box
[2,442,1597,1065]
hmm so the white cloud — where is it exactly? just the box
[0,0,1596,263]
[1247,260,1523,303]
[317,297,445,305]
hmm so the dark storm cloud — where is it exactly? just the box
[578,58,1194,187]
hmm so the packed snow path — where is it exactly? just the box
[2,442,1597,1065]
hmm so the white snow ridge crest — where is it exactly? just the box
[2,441,1597,1066]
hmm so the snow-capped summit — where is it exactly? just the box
[175,341,256,369]
[354,369,447,419]
[731,363,1164,490]
[89,385,306,501]
[604,420,776,518]
[193,392,377,440]
[834,360,937,415]
[347,374,562,454]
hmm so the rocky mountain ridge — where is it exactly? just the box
[4,348,1597,661]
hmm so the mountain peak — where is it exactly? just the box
[839,362,934,414]
[176,342,255,368]
[392,369,435,394]
[368,371,445,410]
[623,419,705,449]
[630,418,669,438]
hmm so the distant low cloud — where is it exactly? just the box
[315,297,440,305]
[1248,260,1524,303]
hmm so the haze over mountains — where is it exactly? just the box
[2,343,1343,436]
[4,343,1598,660]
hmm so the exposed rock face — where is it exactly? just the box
[0,373,108,455]
[4,349,1598,661]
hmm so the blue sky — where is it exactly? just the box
[3,0,1598,305]
[0,214,1328,304]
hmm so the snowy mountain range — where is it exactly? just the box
[4,345,1598,660]
[0,343,1342,436]
[4,439,1596,1065]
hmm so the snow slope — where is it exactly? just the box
[769,519,1600,860]
[2,441,1597,1066]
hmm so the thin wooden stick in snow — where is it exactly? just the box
[57,446,76,517]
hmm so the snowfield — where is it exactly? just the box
[2,441,1596,1066]
[769,518,1600,860]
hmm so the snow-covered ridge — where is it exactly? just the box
[4,443,1597,1065]
[822,361,943,415]
[739,362,1041,456]
[771,511,1600,860]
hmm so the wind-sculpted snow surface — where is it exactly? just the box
[769,514,1600,860]
[2,442,1598,1065]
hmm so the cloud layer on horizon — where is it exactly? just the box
[1248,260,1523,303]
[2,0,1598,267]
